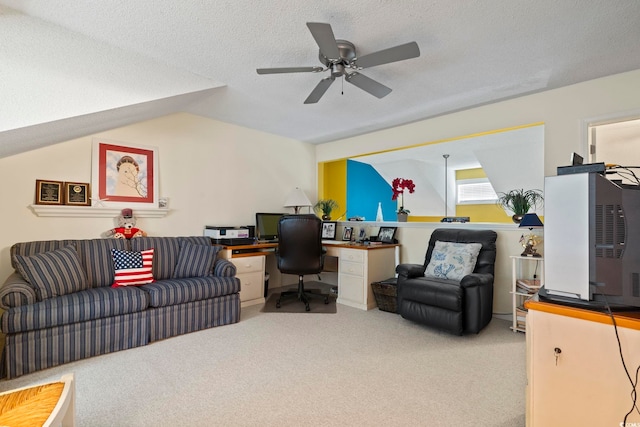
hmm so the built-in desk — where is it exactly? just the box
[217,241,399,309]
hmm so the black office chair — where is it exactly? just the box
[276,214,329,312]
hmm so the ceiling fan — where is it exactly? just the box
[256,22,420,104]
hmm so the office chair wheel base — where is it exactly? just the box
[324,296,329,304]
[276,300,281,308]
[305,304,310,312]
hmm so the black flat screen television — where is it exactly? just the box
[255,213,285,242]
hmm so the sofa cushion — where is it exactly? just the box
[10,240,77,271]
[1,286,149,334]
[112,248,155,287]
[424,241,482,282]
[13,245,88,300]
[74,238,129,288]
[142,276,241,308]
[130,237,180,280]
[172,241,221,279]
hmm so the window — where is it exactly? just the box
[457,178,498,204]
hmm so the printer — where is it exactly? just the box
[204,226,254,245]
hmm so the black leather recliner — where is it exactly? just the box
[396,228,497,335]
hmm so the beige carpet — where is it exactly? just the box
[0,303,526,426]
[262,281,337,313]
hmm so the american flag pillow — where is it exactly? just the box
[111,248,155,287]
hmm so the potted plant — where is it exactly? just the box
[314,199,339,220]
[392,178,415,222]
[497,189,544,223]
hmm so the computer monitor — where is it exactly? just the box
[255,213,285,241]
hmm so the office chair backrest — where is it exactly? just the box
[277,214,324,275]
[424,228,498,276]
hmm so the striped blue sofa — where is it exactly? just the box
[0,236,240,379]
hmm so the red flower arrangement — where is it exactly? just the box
[391,178,415,213]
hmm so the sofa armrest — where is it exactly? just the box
[0,272,37,309]
[460,273,494,289]
[213,258,237,277]
[396,263,425,279]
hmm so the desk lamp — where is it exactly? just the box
[284,187,312,214]
[519,213,543,257]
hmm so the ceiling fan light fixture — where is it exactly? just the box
[331,63,345,78]
[257,22,420,103]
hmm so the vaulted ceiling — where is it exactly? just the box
[2,1,640,159]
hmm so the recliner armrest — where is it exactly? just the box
[459,273,494,289]
[396,263,425,279]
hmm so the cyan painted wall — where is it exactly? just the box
[346,160,395,221]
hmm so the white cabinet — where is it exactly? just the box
[337,246,397,310]
[510,256,543,332]
[230,255,265,307]
[526,302,640,426]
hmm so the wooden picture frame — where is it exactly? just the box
[64,182,91,206]
[377,226,397,244]
[91,138,159,208]
[342,226,353,241]
[321,221,337,240]
[35,180,64,205]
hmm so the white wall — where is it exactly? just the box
[316,69,640,314]
[316,69,640,177]
[0,113,316,281]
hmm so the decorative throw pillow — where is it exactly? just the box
[172,242,220,279]
[111,248,155,288]
[13,245,87,300]
[424,241,483,281]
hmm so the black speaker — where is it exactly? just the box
[246,225,255,239]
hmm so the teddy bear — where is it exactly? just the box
[105,208,147,239]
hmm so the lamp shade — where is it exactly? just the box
[283,187,312,213]
[519,213,543,229]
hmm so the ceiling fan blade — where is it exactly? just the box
[345,72,392,98]
[355,41,420,68]
[306,22,341,60]
[304,77,335,104]
[257,66,323,74]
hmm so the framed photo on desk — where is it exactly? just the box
[342,226,353,241]
[322,221,337,240]
[377,226,397,244]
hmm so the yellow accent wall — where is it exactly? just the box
[455,168,512,223]
[318,159,347,218]
[456,168,486,180]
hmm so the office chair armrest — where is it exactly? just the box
[459,273,494,289]
[396,263,425,279]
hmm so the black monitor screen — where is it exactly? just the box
[255,213,285,241]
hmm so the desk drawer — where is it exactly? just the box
[340,248,365,263]
[239,271,263,302]
[340,260,364,277]
[339,274,364,305]
[231,256,264,273]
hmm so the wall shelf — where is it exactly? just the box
[29,205,170,218]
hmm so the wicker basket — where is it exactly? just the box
[371,278,398,313]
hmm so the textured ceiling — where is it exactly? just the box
[2,1,640,158]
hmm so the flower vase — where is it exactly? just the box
[397,212,408,222]
[376,202,383,222]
